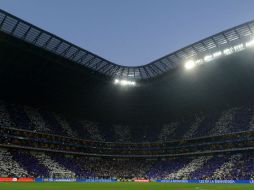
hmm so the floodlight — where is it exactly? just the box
[120,80,128,86]
[114,79,119,84]
[213,51,222,58]
[204,55,213,62]
[234,44,244,52]
[182,36,254,71]
[184,60,196,70]
[114,79,136,86]
[223,48,234,55]
[195,59,204,65]
[246,39,254,47]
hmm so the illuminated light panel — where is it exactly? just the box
[223,47,234,55]
[184,60,196,70]
[114,79,119,84]
[234,44,244,52]
[183,38,254,71]
[195,59,204,65]
[204,55,213,62]
[213,51,222,58]
[246,39,254,47]
[114,79,136,86]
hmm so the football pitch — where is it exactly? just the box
[0,182,253,190]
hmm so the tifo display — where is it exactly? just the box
[1,8,254,189]
[1,100,254,181]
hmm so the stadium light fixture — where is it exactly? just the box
[114,79,136,86]
[234,44,244,52]
[223,48,234,55]
[246,39,254,47]
[204,55,213,62]
[114,79,120,84]
[195,59,204,65]
[213,51,222,58]
[184,60,196,70]
[184,38,254,71]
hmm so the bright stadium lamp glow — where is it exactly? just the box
[195,59,204,65]
[183,37,254,71]
[114,79,119,84]
[246,39,254,47]
[184,60,196,70]
[213,51,222,58]
[120,80,128,86]
[204,55,213,62]
[114,79,136,86]
[234,44,244,52]
[223,47,234,55]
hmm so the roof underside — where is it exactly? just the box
[2,23,254,125]
[1,9,254,80]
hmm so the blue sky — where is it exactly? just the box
[1,0,254,66]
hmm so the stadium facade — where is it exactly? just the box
[0,9,254,182]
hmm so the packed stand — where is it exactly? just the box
[1,148,254,180]
[1,149,153,179]
[0,148,28,177]
[10,150,49,178]
[1,100,254,143]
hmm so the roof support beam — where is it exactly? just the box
[10,20,19,34]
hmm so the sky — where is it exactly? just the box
[1,0,254,66]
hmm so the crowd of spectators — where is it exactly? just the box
[0,148,28,177]
[0,101,254,180]
[1,126,254,157]
[1,101,254,143]
[11,150,49,178]
[1,148,254,180]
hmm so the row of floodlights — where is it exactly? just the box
[184,38,254,70]
[113,38,254,86]
[114,79,136,86]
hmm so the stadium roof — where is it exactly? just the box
[1,9,254,80]
[2,8,254,125]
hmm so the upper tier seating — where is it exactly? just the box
[1,101,254,142]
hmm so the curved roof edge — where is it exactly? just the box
[0,9,254,80]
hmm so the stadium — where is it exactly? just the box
[0,6,254,190]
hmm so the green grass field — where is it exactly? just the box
[0,182,253,190]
